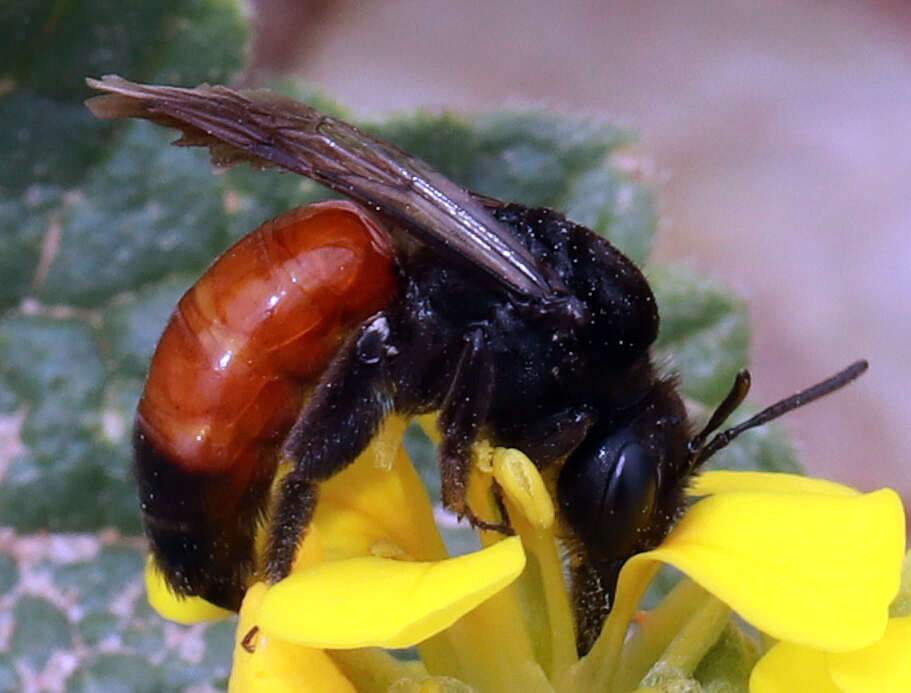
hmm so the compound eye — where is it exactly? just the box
[558,434,659,566]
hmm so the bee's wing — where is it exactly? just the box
[86,76,556,299]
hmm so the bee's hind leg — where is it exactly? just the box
[267,314,396,582]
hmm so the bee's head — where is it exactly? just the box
[557,360,868,603]
[557,379,690,598]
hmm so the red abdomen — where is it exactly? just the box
[136,200,398,479]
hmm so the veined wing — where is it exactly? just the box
[86,76,558,299]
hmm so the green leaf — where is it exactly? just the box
[0,316,104,414]
[38,123,230,306]
[639,664,702,692]
[0,654,19,693]
[648,267,801,474]
[650,264,750,405]
[66,654,162,693]
[0,554,18,596]
[0,316,140,530]
[222,166,330,240]
[0,536,232,690]
[158,621,235,690]
[0,196,47,311]
[562,161,656,266]
[0,0,246,196]
[10,596,73,670]
[100,275,193,378]
[0,90,112,197]
[56,545,144,613]
[1,0,240,101]
[78,611,121,649]
[693,623,761,693]
[150,0,248,85]
[0,0,54,82]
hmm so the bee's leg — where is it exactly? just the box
[436,329,510,534]
[267,314,395,582]
[264,475,320,584]
[494,407,596,468]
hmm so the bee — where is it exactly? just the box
[87,76,867,653]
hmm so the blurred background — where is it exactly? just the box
[247,0,910,506]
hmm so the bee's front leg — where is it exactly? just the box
[435,329,512,535]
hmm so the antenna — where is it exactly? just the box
[688,369,752,455]
[690,360,868,467]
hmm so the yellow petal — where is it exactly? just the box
[317,419,447,562]
[327,649,428,691]
[313,498,412,561]
[229,583,356,693]
[491,447,554,530]
[828,615,911,692]
[689,470,859,497]
[258,536,526,649]
[144,556,232,624]
[565,559,660,692]
[749,642,841,693]
[495,472,577,680]
[634,487,905,651]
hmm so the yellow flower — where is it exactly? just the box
[564,471,908,693]
[750,554,911,693]
[149,418,553,692]
[750,617,911,693]
[146,418,908,693]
